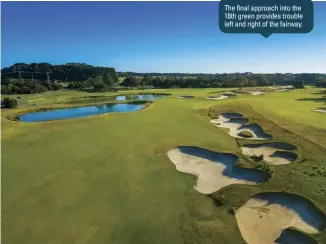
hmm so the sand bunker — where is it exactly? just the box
[275,89,290,92]
[241,142,298,165]
[314,108,326,113]
[205,95,229,100]
[236,192,326,244]
[209,113,243,124]
[209,113,272,140]
[167,146,270,194]
[250,91,266,96]
[179,96,194,99]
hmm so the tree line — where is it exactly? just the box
[1,78,63,94]
[1,62,119,94]
[2,62,119,82]
[121,74,326,88]
[118,72,326,85]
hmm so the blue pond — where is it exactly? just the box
[115,94,166,101]
[19,103,145,122]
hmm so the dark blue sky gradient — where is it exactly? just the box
[1,2,326,72]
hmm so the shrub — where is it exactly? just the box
[251,154,264,162]
[1,97,18,108]
[292,80,305,89]
[254,162,274,174]
[93,83,109,92]
[227,208,235,215]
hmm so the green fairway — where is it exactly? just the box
[2,87,326,244]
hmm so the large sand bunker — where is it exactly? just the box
[276,89,290,92]
[179,95,194,99]
[236,192,326,244]
[205,95,229,100]
[241,142,298,165]
[275,86,293,93]
[167,146,270,194]
[209,113,272,140]
[250,91,266,96]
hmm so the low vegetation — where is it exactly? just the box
[1,97,18,108]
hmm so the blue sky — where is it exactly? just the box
[1,2,326,73]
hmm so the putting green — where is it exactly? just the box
[2,87,326,244]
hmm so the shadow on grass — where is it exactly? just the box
[296,96,326,103]
[310,90,326,95]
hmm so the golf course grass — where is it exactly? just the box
[2,87,326,244]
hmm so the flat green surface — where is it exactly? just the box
[2,87,326,244]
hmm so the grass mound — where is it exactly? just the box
[239,124,273,140]
[237,131,253,138]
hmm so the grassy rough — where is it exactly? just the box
[2,87,326,244]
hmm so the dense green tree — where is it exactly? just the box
[1,62,119,86]
[103,71,115,87]
[1,97,18,108]
[292,80,305,89]
[316,76,326,88]
[18,86,32,94]
[34,83,48,93]
[93,83,109,92]
[121,77,140,87]
[52,83,63,90]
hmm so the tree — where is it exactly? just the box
[93,83,109,92]
[292,80,305,89]
[316,76,326,88]
[121,77,139,87]
[1,97,18,108]
[52,83,63,90]
[7,84,19,94]
[34,83,48,93]
[18,86,32,94]
[142,75,153,86]
[316,82,326,88]
[2,77,10,85]
[232,77,248,89]
[1,62,119,88]
[89,75,103,86]
[103,71,115,87]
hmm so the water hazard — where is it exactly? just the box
[19,103,145,122]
